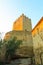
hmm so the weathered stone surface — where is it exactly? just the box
[6,58,31,65]
[12,14,32,31]
[32,17,43,65]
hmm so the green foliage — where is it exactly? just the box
[5,36,22,61]
[0,39,2,48]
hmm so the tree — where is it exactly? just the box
[0,39,2,60]
[5,36,22,62]
[0,39,2,49]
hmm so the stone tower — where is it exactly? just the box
[12,14,32,31]
[4,14,34,65]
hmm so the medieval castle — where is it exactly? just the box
[4,14,43,65]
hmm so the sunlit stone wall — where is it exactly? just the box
[32,17,43,65]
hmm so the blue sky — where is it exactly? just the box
[0,0,43,33]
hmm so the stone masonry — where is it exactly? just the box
[4,14,34,65]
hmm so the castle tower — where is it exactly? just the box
[4,14,33,56]
[13,14,32,31]
[4,14,34,65]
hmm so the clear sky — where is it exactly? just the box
[0,0,43,34]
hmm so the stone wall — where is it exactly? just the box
[12,14,31,31]
[32,17,43,65]
[4,30,33,57]
[12,15,23,31]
